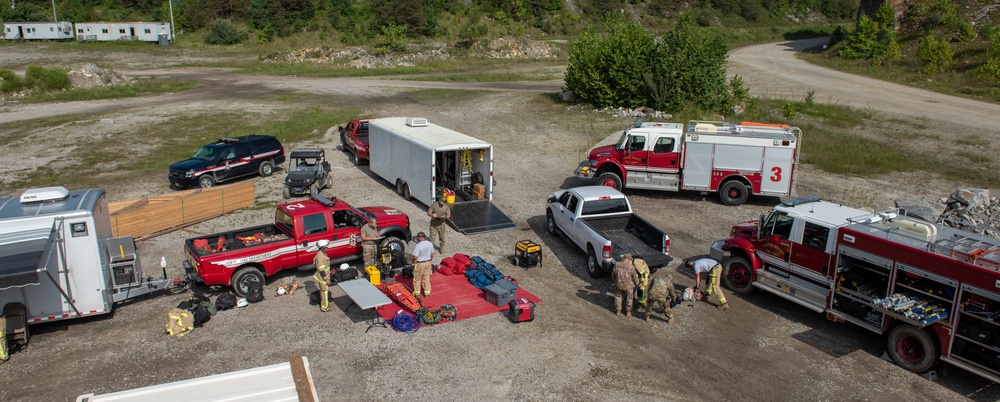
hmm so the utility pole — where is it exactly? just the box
[51,0,57,21]
[168,0,176,41]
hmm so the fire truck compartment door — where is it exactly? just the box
[682,142,713,188]
[0,227,54,290]
[760,147,794,195]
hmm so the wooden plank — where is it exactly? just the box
[289,354,317,402]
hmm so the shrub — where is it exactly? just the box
[981,58,1000,84]
[0,69,23,93]
[204,19,246,45]
[917,34,953,74]
[24,66,70,91]
[781,101,796,120]
[374,24,407,54]
[959,23,976,42]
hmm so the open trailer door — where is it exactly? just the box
[446,200,516,235]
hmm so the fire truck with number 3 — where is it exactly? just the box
[575,120,800,206]
[711,196,1000,382]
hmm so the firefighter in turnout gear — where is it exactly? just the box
[612,253,639,316]
[687,258,729,310]
[644,273,677,324]
[0,314,7,362]
[312,240,333,312]
[633,257,651,307]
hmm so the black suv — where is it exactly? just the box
[168,135,285,189]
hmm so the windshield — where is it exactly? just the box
[581,198,630,216]
[613,131,628,151]
[192,144,224,161]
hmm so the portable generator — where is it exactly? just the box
[513,239,542,269]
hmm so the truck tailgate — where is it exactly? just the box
[603,229,672,268]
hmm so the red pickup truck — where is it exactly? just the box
[183,194,411,296]
[339,118,371,165]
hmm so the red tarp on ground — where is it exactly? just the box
[376,271,541,326]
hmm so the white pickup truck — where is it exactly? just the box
[545,186,672,278]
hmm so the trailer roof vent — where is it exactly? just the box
[20,186,70,204]
[406,118,428,127]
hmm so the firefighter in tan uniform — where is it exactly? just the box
[312,239,333,312]
[633,257,651,307]
[360,217,379,268]
[612,253,639,316]
[427,197,451,254]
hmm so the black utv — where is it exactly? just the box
[283,148,332,198]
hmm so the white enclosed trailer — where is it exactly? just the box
[0,187,172,347]
[368,117,515,234]
[75,21,172,42]
[2,21,74,41]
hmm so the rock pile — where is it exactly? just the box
[468,38,557,59]
[897,188,1000,239]
[67,63,133,89]
[262,38,556,68]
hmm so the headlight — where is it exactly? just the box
[185,170,195,178]
[590,159,598,167]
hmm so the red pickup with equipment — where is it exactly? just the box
[183,194,410,296]
[711,196,1000,381]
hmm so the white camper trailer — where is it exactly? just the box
[76,21,171,42]
[2,21,74,41]
[367,117,515,234]
[0,187,173,347]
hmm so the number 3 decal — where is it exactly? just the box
[770,167,782,182]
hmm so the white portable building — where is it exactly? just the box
[2,22,74,41]
[76,21,171,42]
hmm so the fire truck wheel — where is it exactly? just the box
[887,325,939,373]
[198,175,216,189]
[259,160,275,177]
[586,246,605,278]
[546,210,559,237]
[595,172,622,191]
[380,236,406,255]
[232,267,265,298]
[722,256,754,294]
[719,181,749,206]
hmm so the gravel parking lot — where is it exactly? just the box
[1,42,999,401]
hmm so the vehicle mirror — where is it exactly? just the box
[547,195,556,203]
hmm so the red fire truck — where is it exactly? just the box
[711,196,1000,381]
[575,120,800,206]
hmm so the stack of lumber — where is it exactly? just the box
[109,181,255,239]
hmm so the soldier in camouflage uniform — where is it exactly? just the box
[612,253,639,317]
[644,273,677,324]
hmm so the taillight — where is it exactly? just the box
[664,236,670,255]
[602,245,612,259]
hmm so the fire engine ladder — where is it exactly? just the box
[459,150,473,186]
[930,234,1000,271]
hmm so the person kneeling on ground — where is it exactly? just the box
[644,273,677,324]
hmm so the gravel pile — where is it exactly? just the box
[67,63,134,88]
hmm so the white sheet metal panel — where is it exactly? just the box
[760,146,795,195]
[712,144,763,171]
[681,142,713,188]
[2,22,73,40]
[76,357,317,402]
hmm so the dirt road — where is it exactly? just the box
[728,38,1000,132]
[0,41,997,401]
